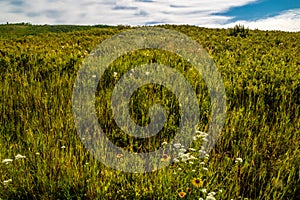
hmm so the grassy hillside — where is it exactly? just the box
[0,24,299,199]
[0,23,118,40]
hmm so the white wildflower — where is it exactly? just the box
[201,188,207,193]
[200,162,206,165]
[235,157,243,163]
[189,148,196,151]
[61,145,66,149]
[191,169,196,172]
[173,158,180,163]
[3,179,12,186]
[203,167,208,171]
[35,152,40,155]
[92,75,97,78]
[206,196,216,200]
[208,192,216,196]
[180,153,190,162]
[195,130,205,134]
[199,149,206,155]
[181,157,189,163]
[161,141,168,146]
[2,159,13,164]
[196,131,208,138]
[145,71,150,76]
[173,143,181,149]
[113,72,118,78]
[179,148,187,153]
[189,155,197,160]
[15,154,26,160]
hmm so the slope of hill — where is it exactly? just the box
[0,24,299,199]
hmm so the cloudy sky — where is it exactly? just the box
[1,0,300,31]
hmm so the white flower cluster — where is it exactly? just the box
[15,154,26,160]
[173,143,198,163]
[3,178,12,186]
[2,154,26,164]
[2,154,26,186]
[199,190,219,200]
[1,159,13,164]
[194,131,209,141]
[235,157,243,163]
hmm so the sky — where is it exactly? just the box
[1,0,300,32]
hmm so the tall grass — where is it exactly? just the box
[0,25,299,199]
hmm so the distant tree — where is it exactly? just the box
[229,24,250,38]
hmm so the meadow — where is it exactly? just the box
[0,24,299,199]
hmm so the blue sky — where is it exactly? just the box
[218,0,300,21]
[0,0,299,31]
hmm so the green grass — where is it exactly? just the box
[0,24,299,199]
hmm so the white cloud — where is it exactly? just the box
[206,9,300,32]
[0,0,299,32]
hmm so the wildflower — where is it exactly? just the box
[92,75,97,78]
[61,145,66,149]
[178,191,186,198]
[191,169,196,172]
[208,192,216,196]
[173,158,180,163]
[203,167,208,171]
[113,72,118,78]
[173,143,181,149]
[191,178,203,188]
[178,167,182,171]
[15,154,26,160]
[206,196,216,200]
[235,157,243,163]
[187,187,192,194]
[179,148,187,153]
[196,131,208,138]
[189,148,196,151]
[201,188,207,193]
[161,141,168,146]
[219,189,223,193]
[2,159,13,164]
[35,152,40,155]
[189,155,197,160]
[180,153,190,162]
[199,150,206,156]
[200,162,206,165]
[3,179,12,186]
[145,71,150,76]
[196,130,205,134]
[199,198,204,200]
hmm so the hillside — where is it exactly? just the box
[0,24,299,199]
